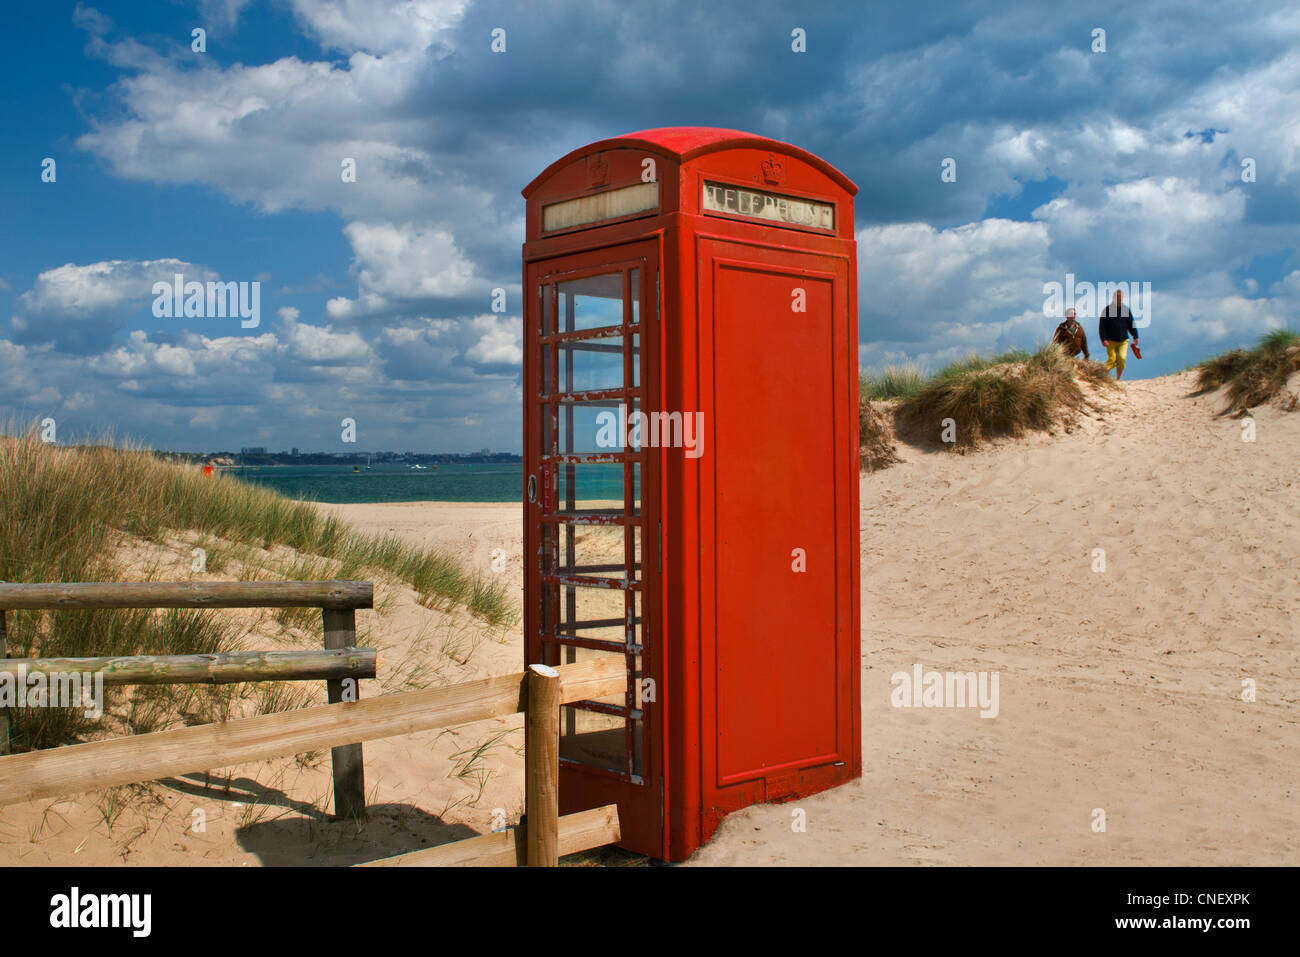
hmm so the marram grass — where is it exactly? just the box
[890,343,1108,450]
[0,429,517,751]
[1195,328,1300,414]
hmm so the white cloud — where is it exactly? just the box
[326,221,478,318]
[857,218,1054,332]
[90,329,278,381]
[288,0,469,54]
[197,0,254,30]
[464,314,523,366]
[19,259,215,317]
[280,315,372,362]
[854,211,1298,371]
[1034,177,1246,277]
[19,0,1297,447]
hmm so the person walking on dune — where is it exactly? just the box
[1051,307,1090,359]
[1098,289,1140,380]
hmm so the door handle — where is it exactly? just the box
[527,473,537,503]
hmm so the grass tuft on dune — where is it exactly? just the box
[874,343,1107,452]
[0,428,516,751]
[859,344,1103,467]
[1195,328,1300,414]
[860,364,926,400]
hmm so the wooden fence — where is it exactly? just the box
[0,581,622,865]
[0,580,375,819]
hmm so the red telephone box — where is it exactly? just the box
[521,127,860,861]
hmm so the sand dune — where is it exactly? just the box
[689,370,1299,865]
[2,370,1294,866]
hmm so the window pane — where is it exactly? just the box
[557,334,627,393]
[561,704,626,773]
[551,524,639,581]
[555,398,639,454]
[557,644,627,774]
[558,272,623,332]
[556,463,629,514]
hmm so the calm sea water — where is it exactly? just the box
[226,463,524,503]
[226,462,626,504]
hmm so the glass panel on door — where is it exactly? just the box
[535,263,646,783]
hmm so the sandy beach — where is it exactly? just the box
[1,370,1295,866]
[693,370,1299,865]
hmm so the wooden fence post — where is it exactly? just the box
[0,603,9,756]
[525,663,560,866]
[322,607,365,820]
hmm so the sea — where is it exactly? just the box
[225,462,624,504]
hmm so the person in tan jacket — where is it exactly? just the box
[1051,307,1090,359]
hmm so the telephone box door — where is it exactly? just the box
[523,239,661,856]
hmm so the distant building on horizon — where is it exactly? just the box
[240,446,267,455]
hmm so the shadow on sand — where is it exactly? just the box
[160,772,480,866]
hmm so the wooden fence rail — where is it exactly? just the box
[0,656,625,866]
[0,648,375,686]
[359,804,621,867]
[0,580,373,610]
[0,580,372,815]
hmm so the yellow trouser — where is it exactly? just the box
[1104,339,1128,374]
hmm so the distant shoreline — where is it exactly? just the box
[222,460,538,505]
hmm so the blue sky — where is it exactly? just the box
[1,0,1297,452]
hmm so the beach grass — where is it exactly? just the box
[1195,328,1300,413]
[857,353,1043,469]
[0,428,516,751]
[931,347,1034,383]
[891,343,1103,450]
[858,348,1039,404]
[860,343,1107,458]
[860,364,926,400]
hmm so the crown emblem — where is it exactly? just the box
[587,153,609,187]
[761,155,784,184]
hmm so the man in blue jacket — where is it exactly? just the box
[1098,289,1140,380]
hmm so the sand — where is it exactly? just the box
[690,371,1299,865]
[1,370,1295,865]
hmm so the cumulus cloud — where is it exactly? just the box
[196,0,254,31]
[280,314,372,363]
[857,219,1056,366]
[6,0,1297,449]
[288,0,468,54]
[1034,177,1247,279]
[325,222,478,320]
[372,314,521,381]
[855,209,1298,372]
[19,259,213,317]
[464,314,523,367]
[13,258,219,353]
